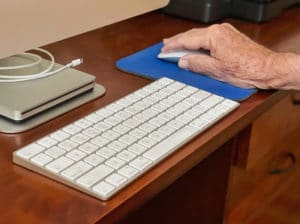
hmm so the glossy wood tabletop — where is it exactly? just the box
[1,7,300,224]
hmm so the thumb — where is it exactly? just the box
[178,54,221,77]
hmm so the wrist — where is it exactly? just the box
[265,51,300,89]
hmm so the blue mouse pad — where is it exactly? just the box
[116,42,257,101]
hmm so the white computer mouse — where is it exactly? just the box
[157,49,209,63]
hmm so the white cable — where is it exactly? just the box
[0,59,83,83]
[0,48,54,78]
[0,52,42,70]
[0,48,82,82]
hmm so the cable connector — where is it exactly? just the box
[71,58,83,67]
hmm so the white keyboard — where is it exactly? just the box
[13,77,239,200]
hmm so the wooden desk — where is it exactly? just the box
[1,7,300,224]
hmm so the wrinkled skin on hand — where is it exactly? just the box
[161,23,300,90]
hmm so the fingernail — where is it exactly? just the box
[178,59,188,69]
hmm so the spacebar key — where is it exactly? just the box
[143,125,200,162]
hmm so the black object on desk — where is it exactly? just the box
[163,0,300,23]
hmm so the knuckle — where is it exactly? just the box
[209,24,224,34]
[208,23,235,39]
[221,23,233,29]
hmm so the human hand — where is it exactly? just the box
[161,23,290,89]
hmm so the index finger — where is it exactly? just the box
[161,27,211,52]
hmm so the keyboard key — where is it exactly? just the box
[138,123,156,133]
[101,130,120,141]
[106,103,123,112]
[166,107,183,116]
[63,124,82,135]
[148,117,167,127]
[84,154,105,166]
[112,124,131,135]
[50,130,70,142]
[117,150,136,162]
[158,111,175,121]
[200,112,218,122]
[90,136,110,147]
[160,86,177,95]
[15,143,45,159]
[58,140,78,151]
[132,113,149,123]
[127,143,147,155]
[190,118,210,129]
[200,95,224,108]
[66,149,87,161]
[95,108,114,117]
[74,118,92,129]
[37,137,57,148]
[130,156,152,171]
[115,111,132,120]
[157,125,176,136]
[175,114,194,124]
[160,98,177,107]
[148,131,167,142]
[118,165,139,179]
[104,116,123,126]
[134,89,151,97]
[216,99,240,111]
[94,121,112,132]
[158,77,173,85]
[116,98,132,107]
[79,142,98,154]
[119,134,137,146]
[93,181,115,198]
[138,137,157,148]
[46,156,74,173]
[106,173,127,187]
[105,157,126,170]
[77,164,113,188]
[125,105,143,115]
[85,113,104,123]
[61,161,92,180]
[96,147,117,159]
[134,100,151,109]
[71,133,90,144]
[108,141,127,152]
[143,108,162,117]
[183,96,200,106]
[31,153,53,166]
[168,81,185,91]
[178,85,197,96]
[126,93,143,103]
[129,129,147,139]
[167,119,185,130]
[45,146,66,158]
[82,127,100,138]
[191,90,211,102]
[143,95,159,104]
[123,118,142,129]
[151,103,168,112]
